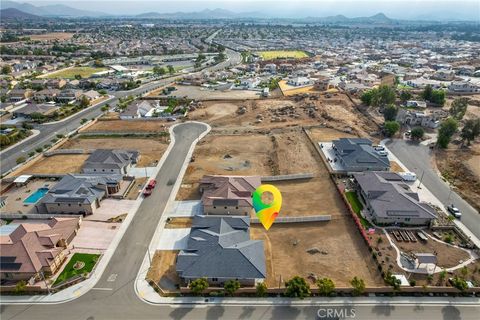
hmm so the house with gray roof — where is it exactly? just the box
[176,216,266,286]
[35,174,123,215]
[353,172,437,226]
[332,138,390,173]
[82,149,139,174]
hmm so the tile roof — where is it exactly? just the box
[200,175,261,208]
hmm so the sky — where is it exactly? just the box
[12,1,480,20]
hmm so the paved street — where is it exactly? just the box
[387,139,480,239]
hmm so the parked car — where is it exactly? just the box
[447,204,462,219]
[167,117,177,122]
[147,179,156,189]
[143,188,152,196]
[374,145,385,151]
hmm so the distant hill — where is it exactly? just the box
[304,12,396,24]
[0,0,107,17]
[135,8,263,20]
[0,7,43,20]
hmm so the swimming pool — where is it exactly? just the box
[24,187,49,204]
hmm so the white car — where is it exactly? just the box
[447,204,462,219]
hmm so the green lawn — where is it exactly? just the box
[42,67,108,79]
[257,50,309,60]
[345,191,372,228]
[53,253,100,285]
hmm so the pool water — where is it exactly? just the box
[24,187,49,204]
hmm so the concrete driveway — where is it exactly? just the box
[167,200,203,217]
[156,228,191,250]
[84,199,136,222]
[71,221,121,250]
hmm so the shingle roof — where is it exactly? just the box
[200,175,261,208]
[40,174,122,205]
[353,172,437,220]
[82,149,138,171]
[333,138,390,171]
[176,216,266,280]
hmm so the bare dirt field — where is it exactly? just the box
[250,220,384,288]
[82,120,169,133]
[61,137,168,167]
[187,94,378,137]
[125,177,147,200]
[147,250,181,293]
[176,134,274,200]
[17,154,89,175]
[436,141,480,212]
[29,32,74,41]
[165,217,192,229]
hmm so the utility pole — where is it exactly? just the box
[417,170,425,189]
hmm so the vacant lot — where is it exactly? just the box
[17,154,89,175]
[29,32,74,41]
[61,137,168,167]
[41,67,108,79]
[436,142,480,212]
[308,126,358,142]
[83,120,169,133]
[176,134,274,200]
[257,50,309,60]
[251,220,383,288]
[147,250,181,293]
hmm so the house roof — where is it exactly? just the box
[353,171,437,221]
[176,216,266,280]
[200,175,261,208]
[40,174,122,205]
[333,138,390,171]
[82,149,139,171]
[0,217,79,274]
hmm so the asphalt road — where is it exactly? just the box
[0,48,241,176]
[387,139,480,239]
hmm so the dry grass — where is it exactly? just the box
[165,217,193,229]
[17,154,89,175]
[308,127,358,141]
[390,161,404,173]
[29,32,74,41]
[83,120,168,133]
[146,250,181,293]
[125,177,147,200]
[60,137,168,167]
[251,220,384,288]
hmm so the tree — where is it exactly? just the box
[384,272,401,291]
[15,280,27,293]
[437,118,458,148]
[439,269,447,283]
[93,59,104,67]
[16,156,26,164]
[196,53,206,62]
[383,104,398,121]
[316,278,335,296]
[350,277,365,296]
[256,282,267,297]
[0,134,11,147]
[449,98,468,120]
[400,90,412,104]
[431,90,446,106]
[153,66,166,76]
[79,96,90,108]
[80,118,88,124]
[361,89,375,106]
[422,85,433,101]
[224,279,241,296]
[189,278,209,295]
[167,65,175,75]
[450,276,468,291]
[460,118,480,145]
[1,64,12,74]
[284,276,311,299]
[101,105,109,113]
[384,121,400,137]
[410,127,425,140]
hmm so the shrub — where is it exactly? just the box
[224,279,241,296]
[256,282,267,297]
[317,278,335,296]
[16,156,26,164]
[284,276,311,299]
[350,277,365,296]
[35,147,43,153]
[188,278,208,296]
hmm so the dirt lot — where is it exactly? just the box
[29,32,74,41]
[176,134,274,200]
[82,120,169,133]
[187,94,378,137]
[125,177,147,200]
[61,137,168,167]
[435,141,480,212]
[165,217,192,229]
[147,250,181,293]
[251,220,384,288]
[17,154,89,175]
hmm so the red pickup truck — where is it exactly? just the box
[143,179,157,196]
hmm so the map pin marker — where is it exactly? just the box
[252,184,282,231]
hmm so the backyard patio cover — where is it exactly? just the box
[13,175,32,184]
